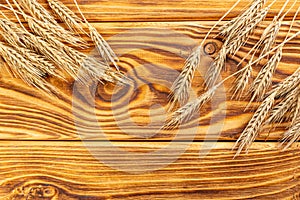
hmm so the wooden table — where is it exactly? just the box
[0,0,299,199]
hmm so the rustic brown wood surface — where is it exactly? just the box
[0,0,299,199]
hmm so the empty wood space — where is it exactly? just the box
[0,0,299,199]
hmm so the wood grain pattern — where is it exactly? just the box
[0,0,300,198]
[0,142,299,199]
[0,21,299,141]
[0,0,300,22]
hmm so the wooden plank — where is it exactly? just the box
[0,0,300,22]
[0,21,299,141]
[0,141,298,199]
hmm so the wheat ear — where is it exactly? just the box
[249,46,283,102]
[205,44,227,88]
[219,0,265,38]
[7,0,86,47]
[233,92,276,157]
[280,115,300,150]
[47,0,84,33]
[167,0,243,108]
[163,86,217,129]
[15,0,57,25]
[168,47,202,110]
[227,6,270,56]
[0,42,56,93]
[266,87,299,124]
[269,70,300,99]
[52,0,120,70]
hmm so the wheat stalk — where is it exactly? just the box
[0,42,56,93]
[233,92,276,157]
[168,47,202,110]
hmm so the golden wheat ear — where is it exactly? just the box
[8,0,87,48]
[280,116,300,150]
[265,87,300,125]
[233,92,276,157]
[46,0,85,33]
[168,47,202,111]
[162,86,217,130]
[0,42,57,94]
[48,0,120,70]
[15,0,57,25]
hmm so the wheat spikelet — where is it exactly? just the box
[280,116,300,150]
[163,86,217,129]
[233,92,276,156]
[266,87,299,124]
[47,0,84,32]
[15,0,57,25]
[249,46,283,102]
[0,42,56,93]
[168,47,202,110]
[205,45,227,88]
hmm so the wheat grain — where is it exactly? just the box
[168,47,202,110]
[233,92,276,156]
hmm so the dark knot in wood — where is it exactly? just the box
[12,184,58,199]
[204,42,217,55]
